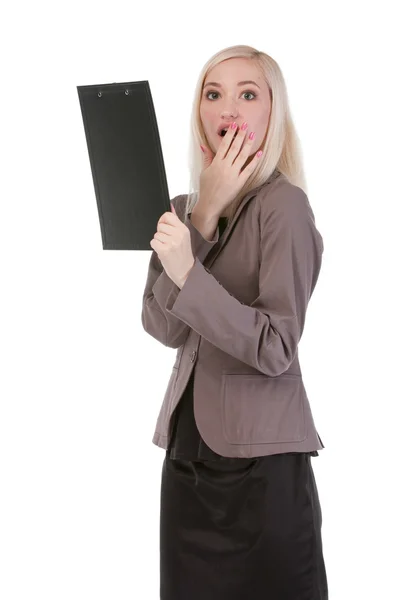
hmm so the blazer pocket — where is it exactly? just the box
[222,373,306,445]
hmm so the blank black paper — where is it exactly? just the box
[77,80,171,250]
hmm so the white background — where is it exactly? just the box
[1,1,399,598]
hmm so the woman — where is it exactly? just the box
[141,44,328,599]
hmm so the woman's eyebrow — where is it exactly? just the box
[203,80,261,90]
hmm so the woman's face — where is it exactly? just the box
[199,57,272,158]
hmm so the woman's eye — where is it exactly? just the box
[205,91,256,101]
[243,91,256,100]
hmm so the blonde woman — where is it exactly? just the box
[142,44,328,600]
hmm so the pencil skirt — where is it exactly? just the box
[160,452,328,600]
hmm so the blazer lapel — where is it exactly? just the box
[203,169,282,270]
[204,186,261,270]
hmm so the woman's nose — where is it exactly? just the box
[221,108,239,119]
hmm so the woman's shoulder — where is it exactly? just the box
[255,174,322,252]
[256,173,312,222]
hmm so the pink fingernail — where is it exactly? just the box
[256,150,263,157]
[249,131,255,140]
[200,145,205,152]
[231,122,237,129]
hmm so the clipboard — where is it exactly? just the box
[77,80,171,250]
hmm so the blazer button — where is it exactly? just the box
[190,350,197,362]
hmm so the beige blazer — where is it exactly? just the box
[141,170,325,457]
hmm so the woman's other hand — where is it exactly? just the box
[150,204,195,289]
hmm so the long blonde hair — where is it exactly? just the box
[185,44,307,225]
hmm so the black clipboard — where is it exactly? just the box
[77,80,171,250]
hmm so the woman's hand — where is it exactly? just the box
[150,203,195,289]
[199,122,262,218]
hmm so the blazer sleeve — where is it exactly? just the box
[166,183,324,375]
[140,194,220,348]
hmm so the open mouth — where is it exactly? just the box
[218,128,239,138]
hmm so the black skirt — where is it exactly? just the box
[160,453,328,599]
[160,374,328,599]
